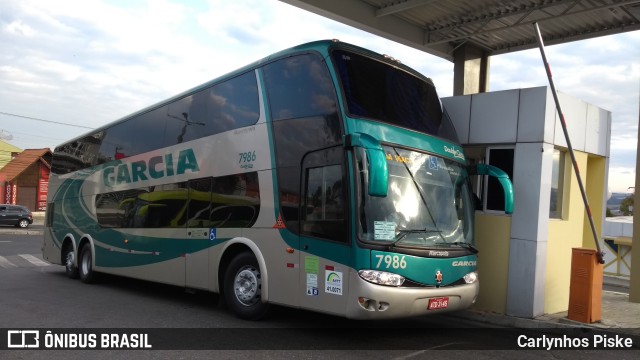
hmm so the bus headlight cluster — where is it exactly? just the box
[359,270,405,286]
[463,271,478,284]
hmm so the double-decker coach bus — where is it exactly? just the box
[43,40,513,320]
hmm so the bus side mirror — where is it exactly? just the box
[345,133,388,197]
[467,164,514,214]
[366,147,388,197]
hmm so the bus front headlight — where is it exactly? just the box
[359,270,405,287]
[463,271,478,284]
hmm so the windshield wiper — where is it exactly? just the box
[390,228,442,248]
[451,241,479,254]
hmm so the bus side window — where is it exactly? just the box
[165,71,260,146]
[300,147,347,242]
[263,53,342,232]
[263,54,337,121]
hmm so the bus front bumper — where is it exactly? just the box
[345,270,480,320]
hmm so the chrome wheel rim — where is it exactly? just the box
[233,265,261,306]
[65,251,75,272]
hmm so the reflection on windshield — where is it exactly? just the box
[357,146,474,248]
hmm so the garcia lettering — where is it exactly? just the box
[452,261,477,267]
[103,148,200,186]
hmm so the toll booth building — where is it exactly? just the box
[443,86,611,318]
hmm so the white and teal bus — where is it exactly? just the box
[43,40,513,320]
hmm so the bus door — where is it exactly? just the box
[185,177,213,289]
[298,148,350,315]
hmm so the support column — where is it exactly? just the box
[506,142,553,317]
[630,112,640,302]
[453,43,490,96]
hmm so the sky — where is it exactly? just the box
[0,0,638,194]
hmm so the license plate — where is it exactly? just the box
[428,297,449,310]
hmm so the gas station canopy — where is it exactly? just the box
[280,0,640,61]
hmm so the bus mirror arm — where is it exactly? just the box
[467,164,514,214]
[345,133,388,197]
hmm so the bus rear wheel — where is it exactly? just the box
[224,252,269,320]
[78,245,97,284]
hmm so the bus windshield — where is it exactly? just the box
[356,146,475,248]
[333,49,456,141]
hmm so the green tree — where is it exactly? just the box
[620,194,634,216]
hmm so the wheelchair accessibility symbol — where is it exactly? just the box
[429,157,438,170]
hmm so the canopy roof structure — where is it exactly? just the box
[280,0,640,61]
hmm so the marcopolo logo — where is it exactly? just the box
[103,148,200,186]
[443,145,465,160]
[429,250,449,257]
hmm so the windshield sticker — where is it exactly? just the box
[374,221,396,240]
[305,256,319,274]
[386,153,411,164]
[325,270,343,295]
[429,157,438,170]
[306,273,319,296]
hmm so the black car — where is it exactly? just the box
[0,204,33,228]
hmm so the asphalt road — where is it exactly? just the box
[0,232,637,359]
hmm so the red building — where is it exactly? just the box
[0,149,52,211]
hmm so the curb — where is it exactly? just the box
[604,275,631,289]
[450,309,584,330]
[449,299,640,336]
[0,229,44,235]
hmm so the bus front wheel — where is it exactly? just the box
[224,252,269,320]
[78,245,97,284]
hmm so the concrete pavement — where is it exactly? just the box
[452,284,640,336]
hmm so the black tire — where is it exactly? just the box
[223,252,269,320]
[63,245,79,279]
[78,245,97,284]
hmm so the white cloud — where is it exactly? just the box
[608,166,637,193]
[4,19,35,36]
